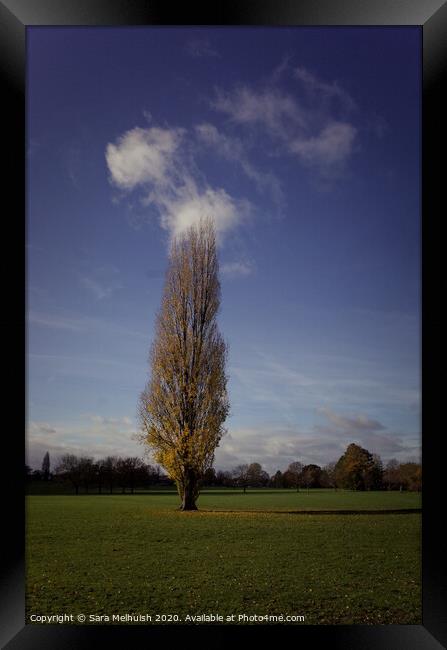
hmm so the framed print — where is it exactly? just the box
[1,1,446,648]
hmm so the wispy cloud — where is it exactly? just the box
[212,84,306,135]
[28,311,88,332]
[315,407,385,434]
[195,123,285,212]
[210,64,359,181]
[289,121,357,168]
[229,344,420,435]
[221,260,254,278]
[185,37,219,59]
[78,266,123,300]
[26,415,142,469]
[28,310,148,340]
[293,65,357,111]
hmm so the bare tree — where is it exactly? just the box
[139,218,230,510]
[102,456,119,494]
[55,454,82,495]
[287,461,303,492]
[233,464,249,493]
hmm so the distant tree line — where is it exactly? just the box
[26,453,174,494]
[193,444,421,492]
[26,443,422,494]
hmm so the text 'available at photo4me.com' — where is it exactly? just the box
[29,612,306,624]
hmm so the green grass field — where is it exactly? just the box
[26,490,421,625]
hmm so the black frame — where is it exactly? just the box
[2,1,446,647]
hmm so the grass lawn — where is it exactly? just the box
[26,491,421,625]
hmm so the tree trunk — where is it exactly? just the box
[180,470,198,511]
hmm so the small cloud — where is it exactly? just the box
[185,38,219,59]
[78,266,123,300]
[289,122,357,169]
[29,421,57,436]
[89,415,133,428]
[221,260,254,278]
[293,65,357,112]
[106,126,185,190]
[211,84,306,135]
[317,407,386,434]
[28,311,87,332]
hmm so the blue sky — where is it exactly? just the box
[27,27,421,473]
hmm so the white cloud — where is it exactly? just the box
[106,126,184,190]
[106,125,248,243]
[160,184,247,242]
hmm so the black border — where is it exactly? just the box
[2,1,446,648]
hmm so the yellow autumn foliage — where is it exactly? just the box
[138,217,229,509]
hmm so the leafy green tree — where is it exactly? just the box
[301,464,323,489]
[271,470,284,488]
[246,462,269,487]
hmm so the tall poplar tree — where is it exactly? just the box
[139,218,229,510]
[41,451,50,481]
